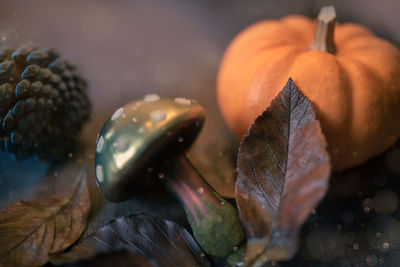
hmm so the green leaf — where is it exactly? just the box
[236,78,331,266]
[51,213,211,267]
[0,162,90,266]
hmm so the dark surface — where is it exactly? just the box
[0,1,400,266]
[281,145,400,267]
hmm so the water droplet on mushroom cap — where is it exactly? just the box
[144,94,160,102]
[174,97,191,105]
[111,107,124,121]
[150,109,166,122]
[113,135,130,152]
[96,165,104,182]
[96,136,104,153]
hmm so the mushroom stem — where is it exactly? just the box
[309,6,337,54]
[161,154,245,258]
[163,154,220,223]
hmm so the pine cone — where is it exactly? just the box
[0,44,91,160]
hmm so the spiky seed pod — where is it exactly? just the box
[0,44,91,160]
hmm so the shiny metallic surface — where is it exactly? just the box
[95,96,205,202]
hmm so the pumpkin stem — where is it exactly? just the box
[309,6,337,54]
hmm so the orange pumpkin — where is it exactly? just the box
[217,6,400,171]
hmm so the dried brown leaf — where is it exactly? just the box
[51,213,211,267]
[0,163,90,267]
[236,78,331,266]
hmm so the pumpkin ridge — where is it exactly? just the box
[280,15,315,43]
[245,21,310,54]
[332,58,354,164]
[337,56,386,166]
[340,39,397,52]
[336,32,375,48]
[279,21,313,46]
[336,23,374,39]
[252,44,297,59]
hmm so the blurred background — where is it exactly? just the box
[1,0,399,155]
[1,0,399,196]
[1,0,400,266]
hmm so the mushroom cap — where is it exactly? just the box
[95,95,205,202]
